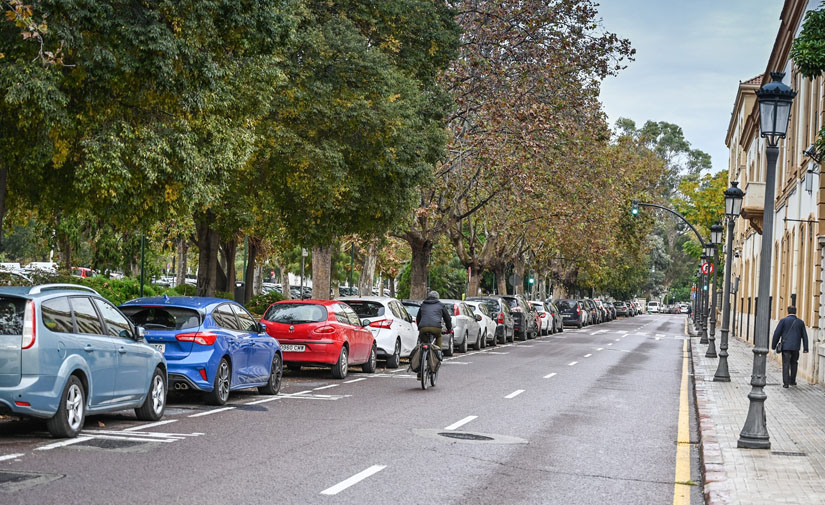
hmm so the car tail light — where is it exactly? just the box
[22,300,36,349]
[176,332,217,345]
[199,369,208,381]
[577,306,581,314]
[369,319,393,329]
[453,305,460,316]
[540,313,546,318]
[15,401,30,407]
[497,312,504,324]
[313,325,336,335]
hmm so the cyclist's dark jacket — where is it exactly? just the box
[415,296,453,333]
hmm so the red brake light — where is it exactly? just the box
[22,300,35,349]
[176,332,217,345]
[577,306,581,314]
[15,401,30,407]
[453,305,460,316]
[369,319,393,329]
[199,369,207,381]
[313,325,336,334]
[540,313,546,318]
[497,312,504,324]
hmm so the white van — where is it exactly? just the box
[647,301,660,313]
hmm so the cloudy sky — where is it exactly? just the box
[597,1,784,173]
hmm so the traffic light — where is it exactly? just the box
[528,277,535,285]
[631,203,639,216]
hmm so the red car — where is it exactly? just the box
[260,299,376,379]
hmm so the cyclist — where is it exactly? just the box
[415,290,453,371]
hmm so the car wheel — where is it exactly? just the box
[444,335,454,357]
[362,344,377,373]
[558,323,563,333]
[459,333,468,353]
[135,367,167,421]
[577,321,582,329]
[47,375,85,438]
[258,353,282,395]
[473,330,482,350]
[490,330,497,347]
[387,339,401,369]
[332,346,349,379]
[480,330,487,349]
[205,358,231,405]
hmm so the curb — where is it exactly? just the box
[689,337,733,505]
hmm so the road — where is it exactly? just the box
[0,314,703,504]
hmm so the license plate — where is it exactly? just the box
[281,344,306,352]
[152,344,165,353]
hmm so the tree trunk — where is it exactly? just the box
[468,267,481,297]
[175,237,188,287]
[409,238,433,300]
[312,245,333,300]
[0,164,7,248]
[279,260,291,298]
[244,237,259,302]
[59,233,72,271]
[195,213,219,297]
[219,239,237,293]
[358,239,378,296]
[494,262,507,295]
[389,277,395,298]
[513,257,525,295]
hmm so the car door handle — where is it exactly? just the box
[83,344,94,352]
[118,347,127,354]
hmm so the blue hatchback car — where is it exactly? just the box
[0,284,167,438]
[119,296,282,405]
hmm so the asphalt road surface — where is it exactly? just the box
[0,314,703,504]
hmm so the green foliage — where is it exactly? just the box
[245,290,287,316]
[171,284,198,296]
[791,5,825,79]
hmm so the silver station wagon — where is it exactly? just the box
[0,284,167,437]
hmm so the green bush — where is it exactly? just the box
[246,290,286,317]
[216,290,233,301]
[170,283,197,296]
[77,277,159,305]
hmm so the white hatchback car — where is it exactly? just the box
[529,301,553,335]
[338,296,418,368]
[464,300,498,347]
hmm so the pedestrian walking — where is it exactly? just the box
[771,306,809,388]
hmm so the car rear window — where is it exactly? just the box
[0,297,25,335]
[502,298,519,309]
[343,301,385,318]
[263,303,327,324]
[557,300,575,310]
[121,306,202,330]
[401,303,420,318]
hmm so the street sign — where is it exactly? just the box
[701,262,714,275]
[301,248,308,257]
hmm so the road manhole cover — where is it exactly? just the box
[0,471,63,492]
[438,432,494,441]
[71,438,155,453]
[412,429,527,445]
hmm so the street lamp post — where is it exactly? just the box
[706,225,724,358]
[739,72,796,449]
[715,182,745,382]
[699,253,709,344]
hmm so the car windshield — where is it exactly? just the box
[342,301,385,318]
[0,297,25,335]
[263,303,327,324]
[120,306,201,330]
[402,303,419,318]
[531,303,544,312]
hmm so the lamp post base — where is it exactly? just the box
[705,337,718,358]
[738,387,770,449]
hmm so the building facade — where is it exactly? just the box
[726,0,825,383]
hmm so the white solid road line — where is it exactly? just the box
[344,378,368,383]
[486,351,509,355]
[123,419,178,432]
[584,353,592,358]
[320,465,387,496]
[314,384,340,391]
[188,406,235,418]
[444,415,478,431]
[505,389,525,399]
[0,453,24,462]
[544,372,557,378]
[82,434,177,443]
[246,396,282,405]
[444,361,471,365]
[568,361,578,366]
[35,437,93,451]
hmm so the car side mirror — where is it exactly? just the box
[361,319,370,327]
[133,326,145,342]
[257,322,265,333]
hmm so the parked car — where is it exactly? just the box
[604,301,616,320]
[0,284,167,438]
[614,301,630,317]
[441,299,482,353]
[582,299,601,324]
[593,298,610,322]
[259,299,375,379]
[337,296,418,368]
[545,301,564,333]
[647,301,660,313]
[625,301,636,316]
[465,296,515,344]
[529,301,552,335]
[121,296,282,405]
[501,295,539,340]
[464,300,498,347]
[558,299,585,328]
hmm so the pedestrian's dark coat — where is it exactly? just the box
[771,314,809,352]
[415,296,453,332]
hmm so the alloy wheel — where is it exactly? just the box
[217,361,230,402]
[66,383,84,432]
[151,374,165,415]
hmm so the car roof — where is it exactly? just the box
[400,299,421,305]
[274,299,338,306]
[338,296,395,303]
[0,285,100,299]
[120,296,238,310]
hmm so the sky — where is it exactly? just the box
[597,1,784,174]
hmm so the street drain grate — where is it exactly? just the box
[78,438,147,450]
[438,432,494,441]
[233,405,268,412]
[771,451,807,457]
[0,471,63,492]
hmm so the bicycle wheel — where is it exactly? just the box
[421,348,429,390]
[430,362,438,387]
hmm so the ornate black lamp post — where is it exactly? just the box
[714,182,745,381]
[705,224,724,358]
[738,72,796,449]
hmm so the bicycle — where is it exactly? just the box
[419,330,450,390]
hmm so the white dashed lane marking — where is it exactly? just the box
[0,453,24,462]
[568,361,578,366]
[123,419,178,431]
[344,378,367,383]
[320,465,387,496]
[35,437,93,451]
[444,416,478,431]
[584,354,592,358]
[314,384,339,391]
[505,389,525,399]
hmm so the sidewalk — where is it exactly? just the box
[691,327,825,504]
